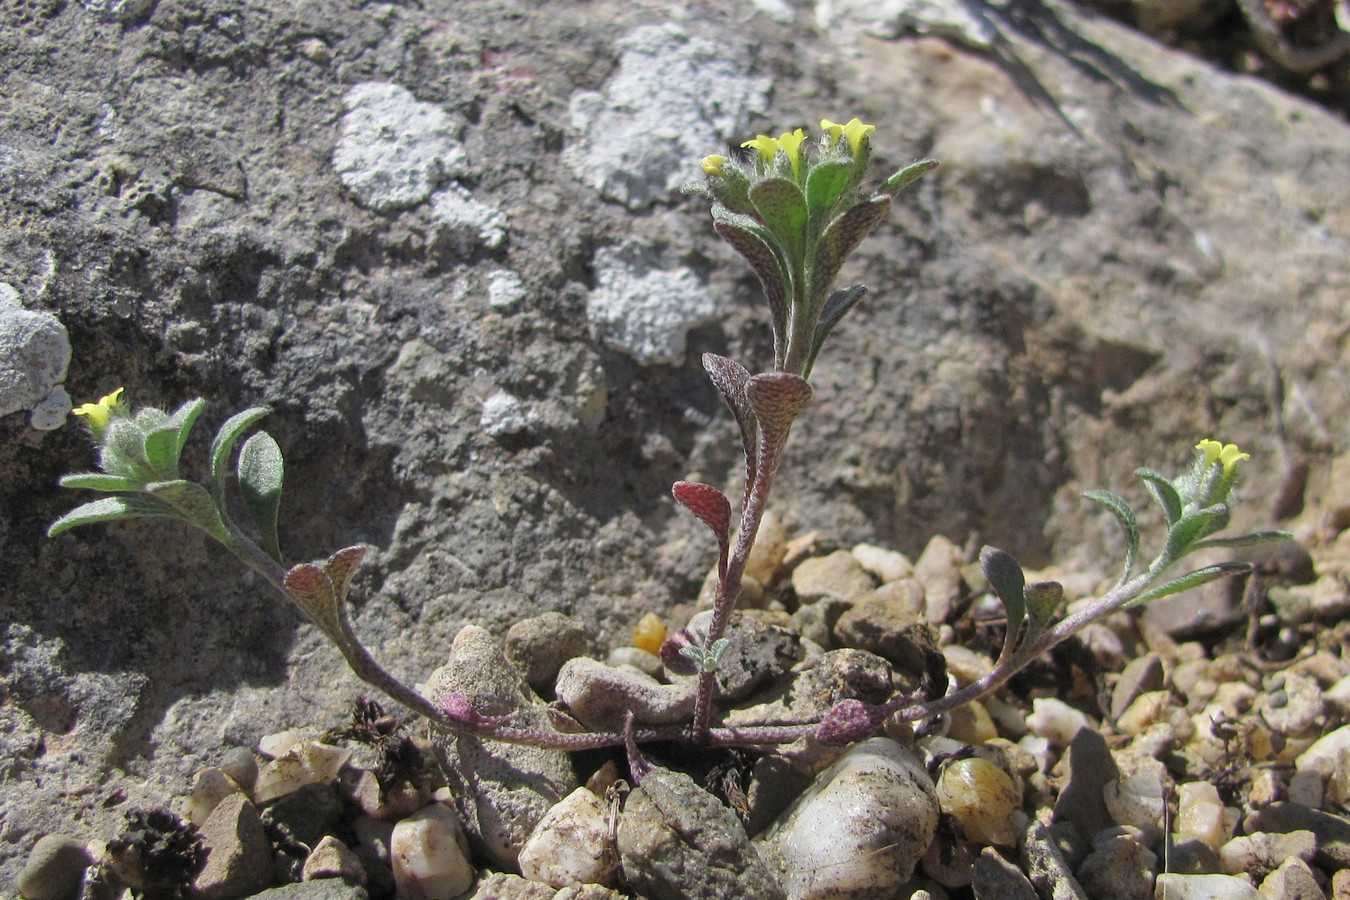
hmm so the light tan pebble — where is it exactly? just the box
[1077,832,1155,900]
[1260,673,1323,735]
[303,835,367,884]
[605,646,663,678]
[1155,873,1263,900]
[554,886,625,900]
[1259,856,1328,900]
[1176,781,1229,849]
[935,756,1019,846]
[792,549,876,606]
[1329,750,1350,806]
[942,645,993,687]
[1026,698,1091,748]
[340,767,429,820]
[253,739,353,803]
[1219,829,1317,878]
[698,565,767,609]
[1117,690,1173,735]
[296,37,332,64]
[946,700,998,745]
[554,657,696,731]
[851,543,915,583]
[390,802,474,900]
[258,728,313,758]
[1289,649,1350,686]
[1247,768,1283,807]
[1104,753,1169,830]
[1172,659,1214,702]
[1212,681,1260,717]
[1128,723,1176,760]
[1278,733,1320,764]
[1018,734,1053,773]
[218,747,259,795]
[914,535,964,625]
[1287,769,1326,809]
[983,696,1027,738]
[1331,869,1350,899]
[181,766,244,827]
[1325,674,1350,710]
[1247,722,1278,762]
[872,578,927,620]
[518,786,615,888]
[986,738,1039,778]
[1079,623,1127,669]
[745,509,787,583]
[1296,723,1350,776]
[921,831,978,889]
[779,529,824,576]
[17,834,93,900]
[1176,642,1208,663]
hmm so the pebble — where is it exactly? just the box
[458,872,555,899]
[604,645,663,677]
[971,845,1038,900]
[942,645,993,686]
[745,509,788,583]
[934,755,1019,846]
[517,787,615,888]
[1026,697,1091,748]
[756,737,938,900]
[193,793,275,900]
[1075,833,1152,900]
[914,535,964,625]
[722,648,898,736]
[250,881,370,900]
[619,767,784,900]
[505,612,597,694]
[682,610,804,701]
[554,886,626,900]
[17,834,92,900]
[1287,769,1326,808]
[254,734,353,804]
[1296,722,1350,776]
[1103,751,1169,830]
[792,549,877,606]
[425,626,579,868]
[1052,728,1117,840]
[1115,690,1172,735]
[1259,856,1327,900]
[1220,829,1317,878]
[851,543,915,583]
[1176,781,1232,849]
[1154,873,1263,900]
[1019,821,1088,900]
[1246,803,1350,868]
[181,766,246,827]
[554,657,696,730]
[266,781,347,848]
[832,589,937,677]
[1259,673,1323,735]
[390,802,474,900]
[302,835,367,885]
[1110,653,1165,721]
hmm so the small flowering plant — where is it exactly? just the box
[50,120,1287,758]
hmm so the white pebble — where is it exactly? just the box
[253,737,352,804]
[1175,781,1228,849]
[1154,873,1262,900]
[391,802,474,900]
[518,787,615,888]
[1025,697,1090,748]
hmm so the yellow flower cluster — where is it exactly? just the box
[820,117,875,153]
[72,387,125,430]
[1196,439,1249,474]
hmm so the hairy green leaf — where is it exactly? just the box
[880,159,939,195]
[1163,504,1228,563]
[1024,581,1064,632]
[142,424,182,480]
[979,545,1026,641]
[1135,467,1182,527]
[806,285,867,377]
[172,398,206,457]
[1083,489,1140,584]
[712,210,791,364]
[59,473,144,492]
[1127,562,1251,608]
[48,495,176,537]
[239,431,285,563]
[1191,530,1292,551]
[210,407,270,506]
[145,480,231,543]
[748,177,809,266]
[805,160,854,223]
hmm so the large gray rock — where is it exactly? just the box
[5,0,1350,892]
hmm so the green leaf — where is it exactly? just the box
[1127,562,1251,608]
[144,480,231,544]
[712,209,792,366]
[1163,504,1228,563]
[210,407,270,506]
[101,419,152,481]
[238,431,285,563]
[1024,581,1064,632]
[748,177,809,266]
[979,545,1026,641]
[48,495,177,537]
[1083,489,1140,584]
[880,159,939,195]
[810,198,891,314]
[1191,530,1293,551]
[1135,467,1182,527]
[805,160,854,223]
[142,424,182,480]
[59,473,144,492]
[172,398,206,457]
[806,285,867,377]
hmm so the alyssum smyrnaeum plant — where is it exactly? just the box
[51,119,1288,755]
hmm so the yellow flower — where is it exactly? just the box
[72,387,125,430]
[820,117,876,154]
[700,154,727,176]
[1196,439,1250,474]
[741,133,780,162]
[776,128,806,177]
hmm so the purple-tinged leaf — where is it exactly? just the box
[816,698,887,746]
[624,713,654,785]
[672,481,732,576]
[658,628,699,676]
[703,353,759,485]
[324,545,367,606]
[746,372,812,439]
[438,691,512,726]
[811,198,891,312]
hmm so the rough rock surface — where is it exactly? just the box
[4,0,1350,891]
